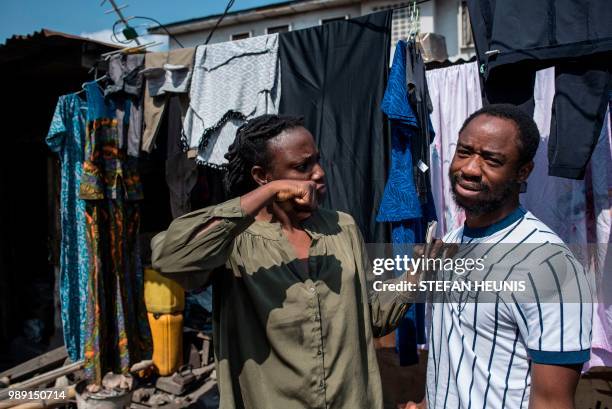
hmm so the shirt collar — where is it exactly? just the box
[462,206,526,238]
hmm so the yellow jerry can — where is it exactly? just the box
[144,268,185,314]
[148,312,183,376]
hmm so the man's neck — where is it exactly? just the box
[464,199,520,229]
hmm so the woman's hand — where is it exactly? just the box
[239,179,320,220]
[272,180,319,210]
[269,180,319,222]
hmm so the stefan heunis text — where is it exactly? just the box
[372,280,527,292]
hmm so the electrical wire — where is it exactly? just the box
[108,0,426,48]
[204,0,235,45]
[199,0,424,45]
[111,16,185,48]
[133,16,184,48]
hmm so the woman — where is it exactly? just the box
[152,114,411,409]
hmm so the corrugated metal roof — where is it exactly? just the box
[0,28,120,66]
[2,29,119,49]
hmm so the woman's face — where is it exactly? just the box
[262,126,327,197]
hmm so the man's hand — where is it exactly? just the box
[411,239,459,278]
[402,398,426,409]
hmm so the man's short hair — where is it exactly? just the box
[459,104,540,165]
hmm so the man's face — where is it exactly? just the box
[449,114,527,215]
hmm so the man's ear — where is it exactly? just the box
[251,165,269,187]
[517,161,534,183]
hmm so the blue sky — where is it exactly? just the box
[0,0,285,45]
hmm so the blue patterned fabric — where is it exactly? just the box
[380,41,418,125]
[85,82,116,121]
[377,41,436,366]
[46,93,89,362]
[377,126,422,222]
[377,41,422,223]
[392,194,437,365]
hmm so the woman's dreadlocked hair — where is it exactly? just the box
[224,114,305,197]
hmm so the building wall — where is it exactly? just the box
[169,0,474,60]
[435,0,459,57]
[175,4,362,48]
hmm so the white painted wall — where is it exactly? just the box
[174,4,361,48]
[169,0,475,60]
[434,0,458,57]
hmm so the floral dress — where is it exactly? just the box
[80,81,151,384]
[46,93,89,362]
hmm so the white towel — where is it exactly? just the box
[183,34,281,167]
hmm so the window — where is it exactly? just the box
[372,2,414,44]
[461,1,474,47]
[321,16,349,25]
[267,24,290,34]
[231,32,250,41]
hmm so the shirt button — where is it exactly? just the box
[317,349,322,355]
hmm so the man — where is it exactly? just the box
[409,104,593,409]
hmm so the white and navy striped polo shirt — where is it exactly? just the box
[426,206,594,409]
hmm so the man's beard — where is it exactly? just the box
[450,173,517,216]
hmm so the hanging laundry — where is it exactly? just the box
[279,11,392,243]
[522,67,591,244]
[377,40,435,366]
[46,93,89,363]
[522,68,612,370]
[105,53,145,157]
[426,61,482,237]
[466,0,612,75]
[165,95,197,219]
[141,47,196,154]
[466,0,612,180]
[405,40,434,203]
[80,81,152,384]
[105,54,145,96]
[183,34,281,167]
[548,58,611,179]
[584,104,612,371]
[140,48,197,219]
[378,41,422,226]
